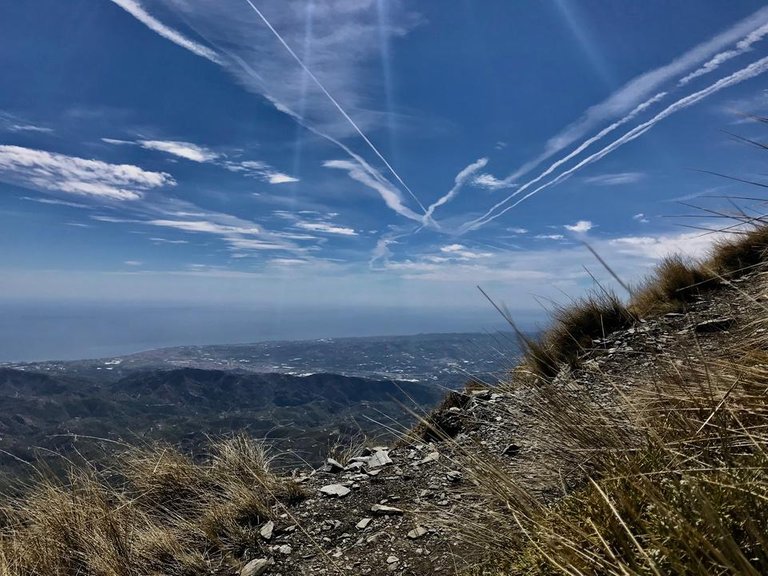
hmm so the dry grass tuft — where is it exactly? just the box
[0,433,305,576]
[524,291,635,379]
[630,255,715,316]
[709,224,768,277]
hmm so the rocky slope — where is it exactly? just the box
[230,267,768,575]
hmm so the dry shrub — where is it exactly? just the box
[0,434,304,576]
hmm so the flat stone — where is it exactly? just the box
[367,450,393,469]
[259,520,274,540]
[370,504,403,516]
[320,483,351,498]
[419,451,440,465]
[356,517,372,530]
[407,526,427,539]
[240,558,272,576]
[277,545,292,555]
[325,458,345,473]
[387,555,399,564]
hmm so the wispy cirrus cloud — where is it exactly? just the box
[294,221,357,236]
[111,0,426,224]
[138,140,219,162]
[102,137,300,183]
[0,145,174,201]
[323,159,422,222]
[0,112,53,134]
[583,172,645,186]
[224,160,299,184]
[107,0,221,64]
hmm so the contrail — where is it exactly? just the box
[241,0,427,214]
[423,157,488,225]
[679,21,768,86]
[461,91,667,232]
[463,55,768,232]
[225,52,424,223]
[108,0,222,64]
[489,5,768,187]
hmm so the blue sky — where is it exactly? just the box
[2,1,768,358]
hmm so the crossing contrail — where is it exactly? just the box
[460,92,667,232]
[462,54,768,232]
[241,0,428,215]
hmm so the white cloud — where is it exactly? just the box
[147,219,260,236]
[266,172,300,184]
[439,244,492,259]
[101,138,134,145]
[564,220,593,233]
[507,227,528,234]
[103,139,299,183]
[268,258,311,266]
[224,160,299,184]
[295,221,357,236]
[150,237,189,244]
[583,172,645,186]
[0,145,174,201]
[0,112,53,133]
[107,0,221,64]
[633,213,650,224]
[473,173,515,190]
[21,196,90,209]
[608,230,726,260]
[139,140,219,163]
[124,260,143,266]
[535,234,565,240]
[8,124,52,133]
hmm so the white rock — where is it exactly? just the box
[407,526,427,539]
[320,484,351,498]
[259,520,274,540]
[370,504,403,516]
[367,450,393,468]
[387,555,399,564]
[277,544,292,555]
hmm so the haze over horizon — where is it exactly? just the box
[2,1,768,361]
